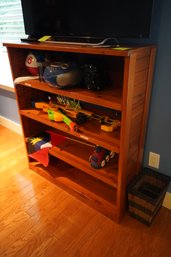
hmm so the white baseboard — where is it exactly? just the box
[162,192,171,210]
[0,116,22,135]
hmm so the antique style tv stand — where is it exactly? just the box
[4,42,156,222]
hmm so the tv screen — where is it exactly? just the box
[21,0,154,43]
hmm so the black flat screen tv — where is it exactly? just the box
[21,0,154,43]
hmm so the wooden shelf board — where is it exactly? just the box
[48,138,118,188]
[29,158,117,219]
[4,41,133,57]
[20,109,120,153]
[19,79,122,111]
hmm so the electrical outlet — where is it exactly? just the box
[149,152,160,169]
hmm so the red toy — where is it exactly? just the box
[89,146,115,169]
[25,52,38,75]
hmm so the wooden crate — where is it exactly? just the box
[128,167,171,225]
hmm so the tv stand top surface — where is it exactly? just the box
[21,36,120,47]
[4,41,156,58]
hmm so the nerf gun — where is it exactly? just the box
[34,101,92,118]
[34,101,55,113]
[33,101,78,132]
[48,108,78,132]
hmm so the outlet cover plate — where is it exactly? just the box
[149,152,160,169]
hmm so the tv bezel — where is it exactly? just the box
[21,0,154,43]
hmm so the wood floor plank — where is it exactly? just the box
[0,125,171,257]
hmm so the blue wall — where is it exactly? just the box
[143,0,171,191]
[120,0,171,191]
[0,89,20,123]
[0,0,170,191]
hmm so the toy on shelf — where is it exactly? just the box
[55,95,93,119]
[25,52,45,79]
[101,119,121,132]
[28,132,52,167]
[49,108,78,132]
[91,114,121,132]
[33,97,92,123]
[56,95,82,110]
[89,145,115,169]
[32,100,78,132]
[25,52,39,76]
[83,63,105,90]
[32,96,120,132]
[43,62,82,89]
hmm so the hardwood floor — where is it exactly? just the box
[0,125,171,257]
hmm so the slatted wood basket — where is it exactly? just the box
[128,167,171,225]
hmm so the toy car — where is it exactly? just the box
[89,145,115,169]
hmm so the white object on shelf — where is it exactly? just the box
[14,76,39,85]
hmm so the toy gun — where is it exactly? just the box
[34,101,54,112]
[33,101,79,132]
[34,101,92,118]
[48,108,78,132]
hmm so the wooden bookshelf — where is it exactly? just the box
[4,42,156,222]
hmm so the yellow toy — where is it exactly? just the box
[33,101,78,132]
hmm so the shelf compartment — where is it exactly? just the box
[20,109,120,153]
[48,137,118,188]
[29,157,117,220]
[19,79,122,111]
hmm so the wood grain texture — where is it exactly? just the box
[4,42,157,223]
[0,125,171,257]
[4,42,152,57]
